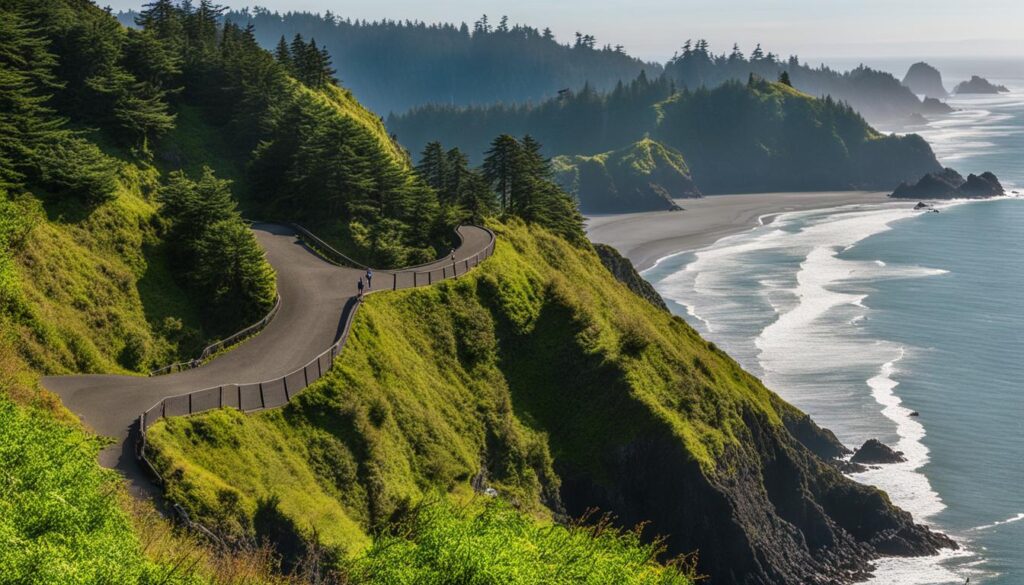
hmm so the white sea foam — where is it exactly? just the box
[850,348,947,521]
[653,202,980,583]
[864,546,981,585]
[970,512,1024,533]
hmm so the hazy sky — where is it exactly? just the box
[104,0,1024,63]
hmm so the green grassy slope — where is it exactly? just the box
[147,218,795,566]
[554,138,701,213]
[147,219,951,583]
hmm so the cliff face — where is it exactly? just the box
[149,221,956,583]
[554,139,701,213]
[594,243,669,311]
[902,62,948,98]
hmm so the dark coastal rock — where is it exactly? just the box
[954,75,1009,94]
[913,201,931,210]
[909,411,920,417]
[959,171,1005,197]
[782,410,851,460]
[892,168,1004,199]
[593,243,669,312]
[559,404,956,585]
[834,459,869,474]
[902,62,948,97]
[851,439,906,464]
[920,96,954,114]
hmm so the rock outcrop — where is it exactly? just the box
[954,76,1009,94]
[555,139,701,213]
[920,97,954,115]
[892,168,1004,199]
[593,243,669,312]
[902,62,948,97]
[851,439,907,464]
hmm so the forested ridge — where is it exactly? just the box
[115,8,660,115]
[118,9,931,125]
[390,74,942,196]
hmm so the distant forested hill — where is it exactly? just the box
[661,41,925,122]
[389,75,941,196]
[120,9,660,114]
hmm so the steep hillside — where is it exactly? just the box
[554,139,701,213]
[147,220,953,583]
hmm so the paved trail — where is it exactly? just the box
[42,223,494,495]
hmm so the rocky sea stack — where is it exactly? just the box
[902,62,948,97]
[852,439,907,464]
[954,75,1009,94]
[892,168,1005,199]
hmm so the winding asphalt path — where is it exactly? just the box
[42,223,494,496]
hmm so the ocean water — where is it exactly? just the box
[643,84,1024,583]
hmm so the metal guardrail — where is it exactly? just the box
[290,223,369,269]
[149,294,282,376]
[136,225,496,485]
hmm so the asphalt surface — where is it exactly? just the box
[41,223,494,496]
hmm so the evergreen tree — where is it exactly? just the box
[482,134,521,211]
[416,141,448,192]
[778,70,792,87]
[274,35,291,68]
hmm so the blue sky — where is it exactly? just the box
[104,0,1024,62]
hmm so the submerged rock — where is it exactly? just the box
[851,439,907,464]
[902,62,948,97]
[954,75,1009,94]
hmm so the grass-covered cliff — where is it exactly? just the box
[147,220,952,583]
[554,138,701,213]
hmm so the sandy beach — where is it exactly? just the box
[586,191,894,271]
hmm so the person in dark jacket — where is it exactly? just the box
[357,277,364,298]
[365,268,373,289]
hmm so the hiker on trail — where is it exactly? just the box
[357,277,365,298]
[450,248,456,263]
[365,268,373,289]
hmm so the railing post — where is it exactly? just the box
[443,266,447,279]
[284,376,290,401]
[414,272,417,287]
[237,385,242,410]
[259,382,265,409]
[303,366,309,387]
[188,393,192,414]
[393,273,397,291]
[162,401,166,418]
[428,271,432,284]
[219,386,223,408]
